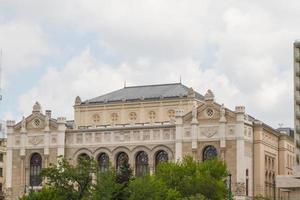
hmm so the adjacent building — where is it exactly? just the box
[5,83,295,200]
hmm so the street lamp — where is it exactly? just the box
[227,173,232,200]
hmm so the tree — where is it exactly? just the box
[155,156,228,200]
[40,156,97,200]
[19,187,64,200]
[91,169,124,200]
[126,175,181,200]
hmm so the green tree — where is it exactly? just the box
[19,187,64,200]
[155,156,228,200]
[92,169,124,200]
[40,156,97,200]
[126,175,181,200]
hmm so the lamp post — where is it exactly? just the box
[227,173,232,200]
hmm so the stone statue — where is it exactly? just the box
[21,116,26,130]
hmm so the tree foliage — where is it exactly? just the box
[19,156,230,200]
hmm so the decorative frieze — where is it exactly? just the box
[200,126,218,138]
[28,136,44,146]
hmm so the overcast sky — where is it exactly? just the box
[0,0,299,128]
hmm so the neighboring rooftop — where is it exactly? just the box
[82,83,204,104]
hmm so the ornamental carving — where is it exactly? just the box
[142,131,150,141]
[163,130,171,140]
[153,130,160,140]
[201,127,218,138]
[29,136,44,145]
[95,133,102,142]
[51,136,57,144]
[235,182,246,196]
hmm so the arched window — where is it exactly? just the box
[155,150,168,167]
[116,152,129,171]
[202,145,218,161]
[30,153,42,187]
[136,151,149,176]
[77,153,90,163]
[98,153,109,172]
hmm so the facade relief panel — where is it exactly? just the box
[199,126,218,138]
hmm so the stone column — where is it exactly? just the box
[44,116,50,166]
[175,109,184,161]
[235,106,246,199]
[219,104,227,161]
[57,117,66,157]
[5,120,15,192]
[191,101,199,160]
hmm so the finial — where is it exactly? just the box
[180,75,182,83]
[124,80,126,88]
[204,89,214,101]
[32,102,42,113]
[75,96,81,105]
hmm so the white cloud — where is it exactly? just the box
[1,0,298,127]
[18,48,237,120]
[0,20,52,73]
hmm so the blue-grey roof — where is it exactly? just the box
[83,83,204,104]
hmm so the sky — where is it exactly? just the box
[0,0,299,128]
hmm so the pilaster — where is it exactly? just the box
[57,117,66,157]
[175,109,184,161]
[235,106,246,199]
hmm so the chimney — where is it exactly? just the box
[45,110,52,118]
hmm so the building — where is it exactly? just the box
[0,138,6,200]
[5,83,295,200]
[294,41,300,162]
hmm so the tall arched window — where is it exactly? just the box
[155,150,168,168]
[98,153,109,172]
[202,145,218,161]
[77,153,90,163]
[136,151,149,176]
[30,153,42,186]
[116,152,129,171]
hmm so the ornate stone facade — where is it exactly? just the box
[5,83,295,200]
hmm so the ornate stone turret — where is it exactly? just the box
[75,96,82,105]
[204,89,214,101]
[32,102,41,113]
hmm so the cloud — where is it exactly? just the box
[1,0,298,128]
[0,20,52,74]
[18,48,238,120]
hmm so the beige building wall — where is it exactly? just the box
[5,84,295,200]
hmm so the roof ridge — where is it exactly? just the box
[124,82,182,89]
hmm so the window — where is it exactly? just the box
[0,153,3,162]
[98,153,109,172]
[129,112,137,121]
[0,183,2,192]
[155,150,168,168]
[202,145,218,161]
[77,153,90,163]
[116,152,129,171]
[111,113,118,123]
[93,114,100,123]
[0,168,3,177]
[149,111,156,120]
[136,151,149,176]
[30,153,42,186]
[246,169,249,196]
[206,108,214,118]
[168,109,175,119]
